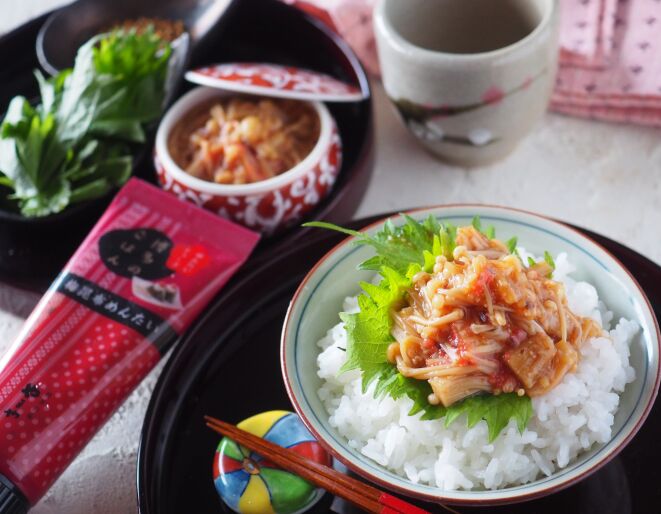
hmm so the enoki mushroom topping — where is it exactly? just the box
[387,226,603,407]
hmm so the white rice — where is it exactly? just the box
[316,252,638,490]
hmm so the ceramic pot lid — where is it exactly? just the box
[185,63,366,102]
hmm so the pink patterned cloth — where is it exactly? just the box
[284,0,661,127]
[553,0,661,127]
[281,0,380,75]
[558,0,618,67]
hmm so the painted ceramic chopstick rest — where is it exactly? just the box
[208,413,434,514]
[0,178,259,512]
[213,411,330,514]
[374,0,560,166]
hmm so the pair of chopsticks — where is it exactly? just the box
[205,416,461,514]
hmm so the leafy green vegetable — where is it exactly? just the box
[338,262,448,421]
[339,268,408,388]
[506,236,518,254]
[523,251,556,278]
[470,215,495,239]
[544,251,556,272]
[306,217,533,441]
[438,222,457,260]
[443,392,533,442]
[305,214,445,274]
[0,27,171,217]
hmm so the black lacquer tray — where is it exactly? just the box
[0,0,374,291]
[137,214,661,514]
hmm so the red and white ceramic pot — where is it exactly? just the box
[155,86,342,235]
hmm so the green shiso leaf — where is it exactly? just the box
[544,251,556,277]
[506,236,518,254]
[305,214,443,274]
[469,215,495,240]
[443,392,532,441]
[0,28,171,217]
[307,216,533,441]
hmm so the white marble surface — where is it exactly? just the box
[1,3,661,513]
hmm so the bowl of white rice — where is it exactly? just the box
[281,205,660,505]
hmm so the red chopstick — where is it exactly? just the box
[205,416,460,514]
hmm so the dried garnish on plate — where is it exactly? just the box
[106,17,185,42]
[0,28,171,217]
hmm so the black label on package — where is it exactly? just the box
[99,228,174,280]
[57,272,177,352]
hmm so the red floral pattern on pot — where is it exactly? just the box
[185,63,365,102]
[155,128,342,235]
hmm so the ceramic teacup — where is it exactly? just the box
[374,0,559,166]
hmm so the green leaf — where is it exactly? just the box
[439,224,456,260]
[303,221,363,237]
[0,29,171,217]
[470,215,497,239]
[90,118,145,143]
[443,403,467,428]
[69,155,132,183]
[93,26,171,81]
[305,214,454,275]
[0,99,35,193]
[527,256,536,267]
[338,266,408,380]
[35,70,67,115]
[90,27,171,127]
[69,179,113,204]
[17,176,71,217]
[338,267,449,421]
[506,236,518,254]
[76,139,100,161]
[513,248,524,264]
[451,393,533,442]
[1,96,36,140]
[544,251,556,275]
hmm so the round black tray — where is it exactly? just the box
[137,214,661,514]
[0,0,374,290]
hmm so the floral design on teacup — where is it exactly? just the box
[409,120,444,141]
[467,128,495,146]
[407,119,497,147]
[393,68,546,147]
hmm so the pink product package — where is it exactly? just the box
[0,179,259,508]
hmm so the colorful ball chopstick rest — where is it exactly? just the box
[213,411,331,514]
